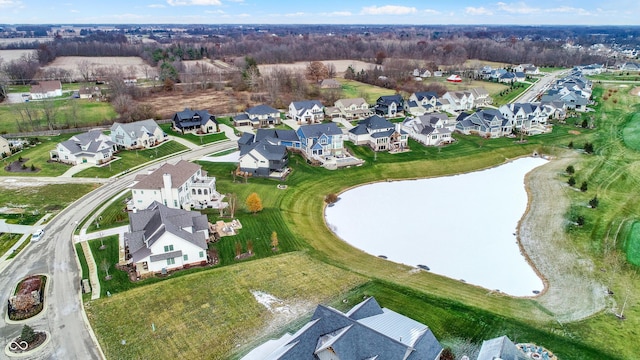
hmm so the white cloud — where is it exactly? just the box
[422,9,440,15]
[205,9,225,14]
[361,5,417,15]
[283,12,305,17]
[322,11,352,17]
[148,4,166,8]
[167,0,221,6]
[0,0,21,8]
[496,2,591,16]
[465,7,493,15]
[70,9,79,13]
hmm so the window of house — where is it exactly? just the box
[164,244,174,252]
[199,251,204,258]
[142,262,148,270]
[198,189,202,195]
[174,200,178,207]
[167,258,175,265]
[183,254,188,261]
[192,189,196,195]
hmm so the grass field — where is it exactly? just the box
[80,80,640,359]
[624,222,640,266]
[73,140,189,178]
[337,78,397,103]
[86,193,130,233]
[0,183,99,216]
[85,252,366,360]
[621,112,640,150]
[0,134,77,177]
[0,99,117,134]
[0,233,21,257]
[491,82,533,106]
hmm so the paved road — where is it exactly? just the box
[0,140,236,359]
[513,70,568,103]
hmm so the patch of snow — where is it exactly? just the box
[325,157,547,297]
[251,290,289,314]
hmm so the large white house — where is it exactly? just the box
[288,100,324,124]
[129,160,224,211]
[348,115,408,152]
[30,80,62,100]
[401,113,455,146]
[124,201,210,277]
[49,130,117,165]
[110,119,166,149]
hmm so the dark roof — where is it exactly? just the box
[125,202,208,263]
[358,115,394,130]
[413,91,437,101]
[349,124,368,135]
[376,94,404,106]
[247,104,279,116]
[238,132,255,148]
[297,123,342,139]
[172,108,217,129]
[255,129,299,143]
[242,142,287,160]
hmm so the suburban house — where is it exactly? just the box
[296,122,344,160]
[499,103,550,134]
[412,68,432,78]
[405,91,438,116]
[110,119,166,150]
[172,108,218,134]
[49,130,116,165]
[348,115,408,152]
[499,72,517,83]
[254,128,301,149]
[326,98,373,120]
[476,336,528,360]
[514,64,540,75]
[579,64,604,75]
[456,109,512,138]
[0,136,11,157]
[541,100,567,120]
[401,113,455,146]
[233,104,281,128]
[124,201,210,277]
[238,141,289,178]
[442,91,475,112]
[540,72,592,112]
[30,80,62,100]
[619,62,640,71]
[241,297,443,360]
[469,87,492,107]
[129,160,224,211]
[78,86,101,99]
[374,94,404,118]
[514,71,526,82]
[489,68,508,81]
[288,100,324,124]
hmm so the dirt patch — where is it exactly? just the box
[139,88,253,118]
[4,158,40,173]
[258,59,378,76]
[568,130,581,135]
[44,56,155,80]
[519,151,607,322]
[630,87,640,96]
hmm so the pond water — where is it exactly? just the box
[324,157,548,296]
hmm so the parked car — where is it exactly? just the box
[31,229,44,241]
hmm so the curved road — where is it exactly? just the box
[0,140,235,359]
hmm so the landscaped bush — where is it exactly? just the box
[8,275,47,321]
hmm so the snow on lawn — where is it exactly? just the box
[325,157,548,297]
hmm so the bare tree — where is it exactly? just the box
[101,258,112,280]
[227,193,237,218]
[306,61,329,83]
[77,59,93,82]
[41,100,58,130]
[112,94,135,120]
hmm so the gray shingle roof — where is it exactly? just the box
[247,104,279,116]
[476,336,528,360]
[132,160,202,190]
[298,123,342,138]
[110,119,160,139]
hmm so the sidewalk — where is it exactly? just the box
[168,135,201,150]
[219,124,240,141]
[0,213,52,274]
[59,162,96,177]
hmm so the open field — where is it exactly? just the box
[336,78,396,103]
[85,252,366,360]
[258,59,378,76]
[0,182,99,217]
[0,233,21,257]
[0,49,36,62]
[44,56,155,81]
[137,88,252,118]
[0,99,118,134]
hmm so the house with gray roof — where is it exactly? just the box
[172,108,218,134]
[242,296,443,360]
[239,142,289,178]
[110,119,166,150]
[401,113,454,146]
[295,122,344,160]
[49,130,117,165]
[405,91,438,116]
[374,94,404,118]
[233,104,281,128]
[499,103,550,134]
[288,100,324,124]
[129,160,223,211]
[328,98,373,120]
[476,336,528,360]
[456,109,512,138]
[348,115,408,152]
[124,201,210,277]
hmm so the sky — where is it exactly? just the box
[0,0,639,26]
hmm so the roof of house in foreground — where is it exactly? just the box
[242,297,442,360]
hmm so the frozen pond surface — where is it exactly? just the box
[325,157,548,296]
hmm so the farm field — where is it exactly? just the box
[0,182,99,218]
[258,59,378,76]
[137,87,253,118]
[44,56,155,81]
[0,49,36,61]
[336,78,396,103]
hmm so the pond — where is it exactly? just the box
[324,157,548,296]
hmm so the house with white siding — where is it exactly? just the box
[49,130,116,165]
[124,201,210,277]
[129,160,224,211]
[348,115,408,152]
[110,119,166,149]
[288,100,324,124]
[401,113,455,146]
[0,136,11,157]
[30,80,62,100]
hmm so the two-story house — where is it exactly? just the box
[401,113,454,146]
[233,104,281,128]
[442,91,475,112]
[405,91,438,116]
[129,160,224,211]
[296,123,344,160]
[172,108,218,134]
[288,100,324,124]
[110,119,166,149]
[239,142,289,178]
[348,115,408,152]
[456,109,512,138]
[124,201,210,277]
[374,94,404,118]
[330,98,373,120]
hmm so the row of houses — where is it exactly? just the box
[242,296,533,360]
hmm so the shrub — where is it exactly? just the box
[21,324,36,343]
[589,196,599,208]
[566,165,575,175]
[325,193,339,204]
[580,181,588,192]
[576,215,585,226]
[568,176,576,187]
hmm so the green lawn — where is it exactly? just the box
[86,193,130,233]
[624,221,640,266]
[73,140,189,178]
[621,112,640,150]
[337,78,397,103]
[491,82,533,106]
[0,233,21,257]
[160,123,228,145]
[0,99,117,134]
[80,82,640,359]
[0,183,99,216]
[7,238,29,259]
[0,134,77,177]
